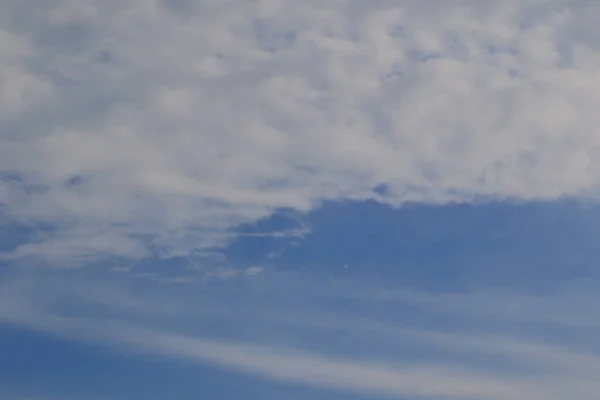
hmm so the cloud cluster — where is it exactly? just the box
[2,0,600,264]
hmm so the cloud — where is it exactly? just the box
[3,270,600,400]
[0,314,538,400]
[2,0,600,265]
[197,264,264,283]
[245,266,264,276]
[97,326,542,400]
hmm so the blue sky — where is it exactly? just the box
[3,1,600,399]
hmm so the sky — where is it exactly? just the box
[2,0,600,399]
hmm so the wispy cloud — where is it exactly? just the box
[0,302,548,400]
[2,0,600,265]
[1,270,600,400]
[90,326,543,400]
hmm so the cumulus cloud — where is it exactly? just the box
[2,0,600,264]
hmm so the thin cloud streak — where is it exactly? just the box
[0,309,541,400]
[1,272,599,400]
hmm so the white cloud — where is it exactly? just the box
[0,312,540,400]
[2,0,600,264]
[2,270,600,400]
[106,326,542,400]
[245,266,264,276]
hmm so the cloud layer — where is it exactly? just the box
[2,0,600,264]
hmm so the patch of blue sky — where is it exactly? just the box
[225,199,600,292]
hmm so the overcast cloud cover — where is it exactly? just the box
[2,1,600,399]
[3,0,600,263]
